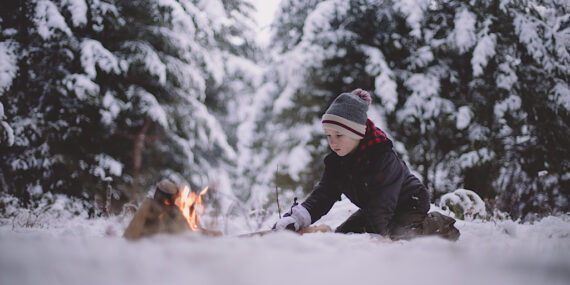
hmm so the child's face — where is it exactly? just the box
[325,129,360,157]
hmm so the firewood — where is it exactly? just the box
[199,228,223,236]
[123,197,153,240]
[123,197,189,240]
[153,180,179,205]
[123,194,223,240]
[297,225,331,234]
[238,225,332,237]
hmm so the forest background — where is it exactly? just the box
[0,0,568,224]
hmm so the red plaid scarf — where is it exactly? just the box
[355,119,390,163]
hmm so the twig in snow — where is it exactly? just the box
[275,164,282,219]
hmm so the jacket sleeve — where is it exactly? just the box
[362,150,406,235]
[301,161,342,224]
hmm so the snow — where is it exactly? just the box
[158,0,197,38]
[0,121,14,146]
[94,154,123,178]
[89,0,121,32]
[250,0,281,45]
[440,189,487,220]
[2,1,569,283]
[155,0,227,94]
[62,0,88,27]
[1,196,569,285]
[457,148,495,169]
[361,45,398,113]
[551,80,570,111]
[395,0,429,38]
[452,8,477,54]
[514,14,549,70]
[404,74,440,104]
[34,0,72,39]
[0,40,18,93]
[132,87,169,128]
[471,20,496,77]
[398,73,456,124]
[63,74,100,101]
[269,0,344,115]
[186,95,238,162]
[456,106,472,130]
[27,184,43,196]
[301,0,345,43]
[80,39,123,79]
[287,144,312,181]
[494,94,522,121]
[196,0,229,30]
[496,58,519,90]
[100,91,123,126]
[407,46,435,69]
[272,84,296,114]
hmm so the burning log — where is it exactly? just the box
[153,179,178,204]
[123,180,222,240]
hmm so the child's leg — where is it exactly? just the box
[335,210,367,233]
[387,211,427,240]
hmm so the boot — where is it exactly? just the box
[422,212,460,241]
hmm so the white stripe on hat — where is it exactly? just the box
[322,114,366,139]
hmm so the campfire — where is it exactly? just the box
[123,180,221,240]
[123,180,332,240]
[176,185,209,231]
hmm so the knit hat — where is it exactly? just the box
[322,88,372,139]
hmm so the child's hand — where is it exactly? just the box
[272,205,311,231]
[272,216,298,231]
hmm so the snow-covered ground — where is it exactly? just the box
[1,197,569,285]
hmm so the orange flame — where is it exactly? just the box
[175,185,209,231]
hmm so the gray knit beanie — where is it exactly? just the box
[322,89,371,139]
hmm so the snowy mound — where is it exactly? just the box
[439,188,487,220]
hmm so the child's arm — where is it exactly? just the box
[301,163,342,224]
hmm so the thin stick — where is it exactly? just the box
[275,164,282,219]
[104,177,113,217]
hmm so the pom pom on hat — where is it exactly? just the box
[351,88,372,106]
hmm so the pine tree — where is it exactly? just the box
[0,0,93,204]
[0,0,261,213]
[241,0,392,211]
[387,0,569,217]
[87,0,259,207]
[252,0,569,219]
[0,0,21,192]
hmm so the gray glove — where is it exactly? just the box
[272,204,311,231]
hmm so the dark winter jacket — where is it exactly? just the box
[301,120,430,235]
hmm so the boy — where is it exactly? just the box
[274,89,459,240]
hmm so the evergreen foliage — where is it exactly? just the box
[256,0,569,219]
[0,0,259,212]
[0,0,567,220]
